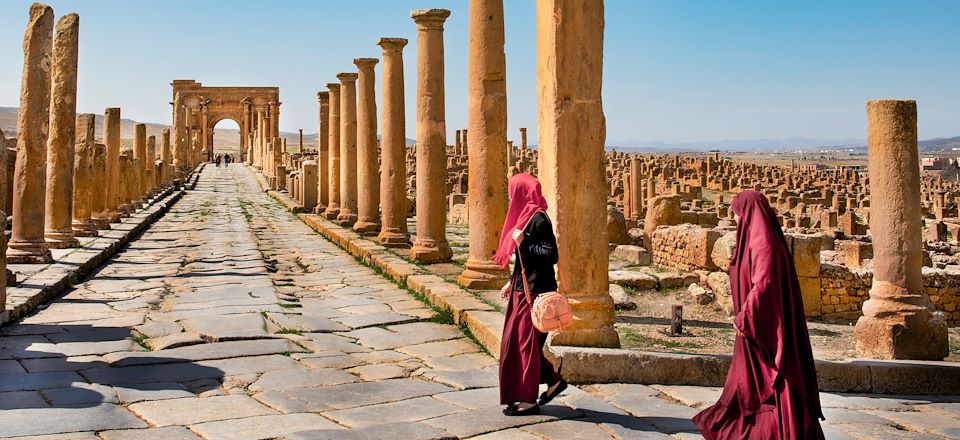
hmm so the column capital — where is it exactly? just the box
[326,83,341,92]
[317,91,330,101]
[377,37,408,51]
[353,58,379,69]
[411,9,450,30]
[336,72,359,82]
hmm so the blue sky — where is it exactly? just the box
[0,0,957,146]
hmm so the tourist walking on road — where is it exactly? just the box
[694,190,824,439]
[495,173,566,417]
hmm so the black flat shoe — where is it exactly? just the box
[538,379,568,406]
[503,404,540,416]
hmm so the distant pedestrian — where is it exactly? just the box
[224,154,231,167]
[495,173,566,417]
[693,190,824,439]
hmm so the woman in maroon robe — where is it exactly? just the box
[693,190,825,439]
[494,173,566,416]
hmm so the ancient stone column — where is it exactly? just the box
[105,107,121,221]
[9,3,55,264]
[377,38,411,247]
[353,58,381,234]
[520,127,528,150]
[129,157,142,210]
[44,13,80,249]
[410,9,453,263]
[256,111,265,170]
[91,143,110,229]
[854,99,948,360]
[72,114,97,237]
[630,157,643,220]
[117,153,132,216]
[323,83,342,219]
[336,72,360,227]
[160,128,171,185]
[316,91,330,213]
[133,123,148,202]
[458,0,509,288]
[536,0,618,347]
[146,135,157,196]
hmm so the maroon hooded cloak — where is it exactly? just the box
[693,190,824,439]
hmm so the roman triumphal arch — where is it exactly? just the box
[171,80,280,163]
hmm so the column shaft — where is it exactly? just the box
[354,58,380,233]
[324,83,342,219]
[377,38,411,247]
[316,92,330,213]
[105,107,121,221]
[336,72,359,226]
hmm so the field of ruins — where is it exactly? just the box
[0,1,959,439]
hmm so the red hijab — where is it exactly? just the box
[724,190,822,418]
[493,173,548,268]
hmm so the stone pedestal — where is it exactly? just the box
[354,58,381,234]
[377,38,411,247]
[105,107,121,222]
[536,0,619,348]
[323,83,342,220]
[316,91,330,213]
[336,72,359,227]
[854,99,948,360]
[72,114,98,237]
[8,3,55,264]
[44,13,80,249]
[409,9,453,263]
[458,0,509,289]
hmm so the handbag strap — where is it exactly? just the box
[516,245,534,309]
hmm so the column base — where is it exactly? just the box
[336,210,358,227]
[7,239,54,264]
[323,205,340,220]
[108,212,122,223]
[72,220,99,238]
[314,204,327,215]
[458,259,510,289]
[92,217,112,230]
[377,229,411,248]
[410,238,453,264]
[353,219,379,235]
[44,231,80,249]
[548,294,620,348]
[854,308,949,360]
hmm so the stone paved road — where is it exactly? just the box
[0,166,958,439]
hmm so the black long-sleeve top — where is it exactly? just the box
[511,211,559,294]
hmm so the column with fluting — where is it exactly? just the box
[44,13,80,249]
[8,3,55,263]
[458,0,509,288]
[376,37,411,247]
[536,0,619,347]
[409,9,453,263]
[353,58,381,234]
[854,99,949,360]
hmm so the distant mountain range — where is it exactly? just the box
[1,107,955,153]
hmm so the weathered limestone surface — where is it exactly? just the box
[353,58,380,234]
[336,72,359,227]
[536,0,618,347]
[72,114,98,237]
[105,108,122,221]
[854,99,949,360]
[9,3,55,264]
[458,0,509,289]
[410,9,453,264]
[315,91,330,213]
[43,13,81,249]
[376,38,411,247]
[323,83,341,220]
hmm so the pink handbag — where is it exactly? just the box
[516,239,573,333]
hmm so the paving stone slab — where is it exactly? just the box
[0,370,86,392]
[103,339,304,366]
[323,396,466,428]
[254,378,453,413]
[249,367,357,391]
[397,338,480,359]
[0,403,147,437]
[0,390,48,409]
[422,404,583,438]
[40,382,119,406]
[189,413,343,440]
[129,394,277,427]
[99,426,202,440]
[113,382,195,404]
[285,422,454,440]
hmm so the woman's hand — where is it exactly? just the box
[511,229,525,246]
[733,323,743,338]
[500,282,512,300]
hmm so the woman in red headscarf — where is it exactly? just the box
[693,190,824,439]
[495,173,566,416]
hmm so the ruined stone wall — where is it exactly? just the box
[819,263,960,324]
[651,224,720,272]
